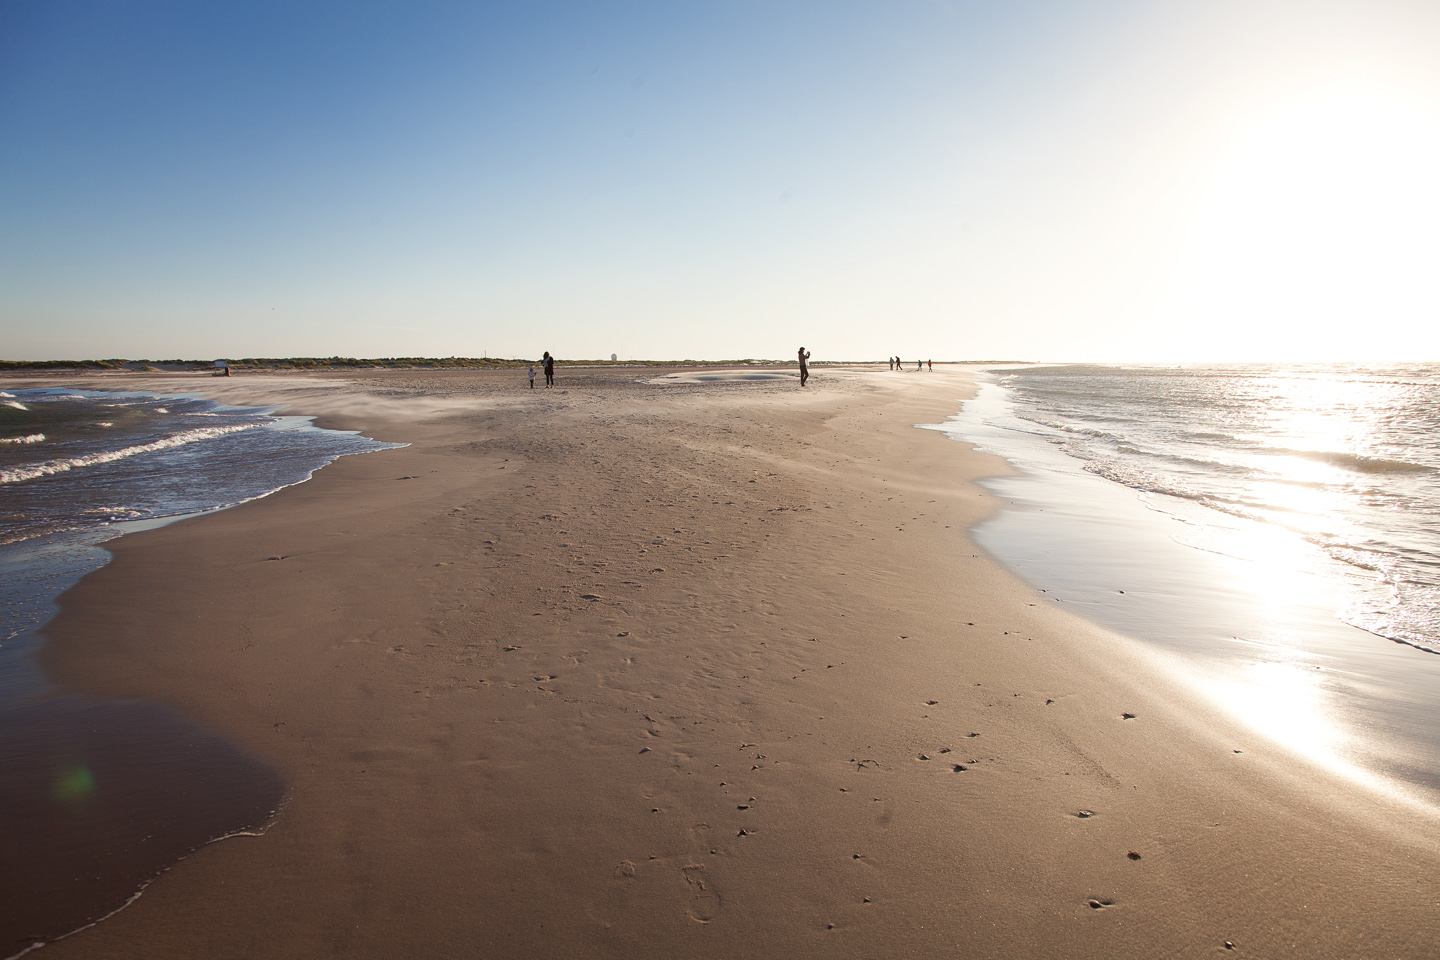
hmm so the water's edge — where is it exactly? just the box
[924,377,1440,810]
[1,385,404,958]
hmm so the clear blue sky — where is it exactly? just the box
[4,0,1439,361]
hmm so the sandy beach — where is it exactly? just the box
[11,365,1440,959]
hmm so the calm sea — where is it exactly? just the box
[938,363,1440,803]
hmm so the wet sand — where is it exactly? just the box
[0,697,283,949]
[14,365,1440,958]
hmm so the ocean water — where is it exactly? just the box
[0,386,403,696]
[938,364,1440,803]
[0,385,402,953]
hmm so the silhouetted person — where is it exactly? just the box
[916,358,922,371]
[542,351,555,387]
[927,359,932,371]
[798,347,811,386]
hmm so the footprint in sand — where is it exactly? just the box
[682,865,721,922]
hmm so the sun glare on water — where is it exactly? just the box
[1163,372,1407,791]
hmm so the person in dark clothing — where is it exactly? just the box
[542,352,555,387]
[798,346,811,386]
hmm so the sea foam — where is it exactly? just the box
[0,424,260,485]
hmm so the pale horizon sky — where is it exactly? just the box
[3,1,1439,363]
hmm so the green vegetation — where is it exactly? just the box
[0,359,133,370]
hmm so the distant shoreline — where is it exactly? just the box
[0,358,1014,373]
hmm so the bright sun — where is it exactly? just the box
[1185,79,1440,360]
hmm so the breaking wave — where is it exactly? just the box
[1,424,259,484]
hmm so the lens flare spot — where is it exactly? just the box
[53,765,96,806]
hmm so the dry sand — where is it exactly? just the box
[17,365,1440,958]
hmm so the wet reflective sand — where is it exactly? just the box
[0,697,283,955]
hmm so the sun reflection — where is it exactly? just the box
[1205,372,1388,607]
[1208,657,1340,763]
[1248,375,1395,475]
[1220,521,1318,609]
[1196,649,1394,799]
[1176,498,1335,639]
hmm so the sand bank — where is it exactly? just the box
[18,365,1440,958]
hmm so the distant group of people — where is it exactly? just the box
[528,352,556,388]
[520,348,933,389]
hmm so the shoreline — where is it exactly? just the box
[946,370,1440,809]
[11,366,1440,958]
[0,381,401,954]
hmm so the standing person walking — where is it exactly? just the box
[528,364,536,388]
[542,351,555,387]
[798,346,811,386]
